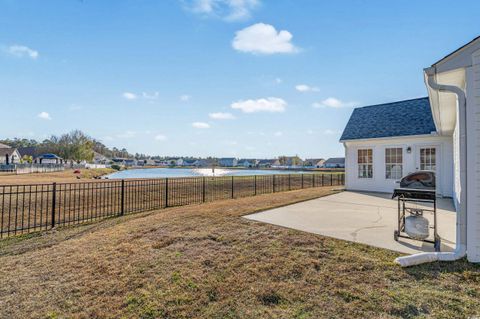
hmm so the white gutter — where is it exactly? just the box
[395,66,467,267]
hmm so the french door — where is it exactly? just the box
[417,146,440,194]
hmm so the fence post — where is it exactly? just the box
[301,174,304,189]
[202,176,206,202]
[322,174,324,186]
[254,175,257,195]
[331,173,333,186]
[231,176,234,198]
[121,179,125,215]
[51,182,56,228]
[273,174,276,193]
[288,174,291,190]
[313,174,316,187]
[165,178,169,208]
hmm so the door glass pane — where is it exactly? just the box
[420,147,436,171]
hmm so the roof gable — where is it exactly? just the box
[340,97,437,141]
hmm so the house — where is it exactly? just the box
[35,153,64,164]
[0,148,21,165]
[341,36,480,263]
[304,158,325,168]
[183,159,200,167]
[323,157,345,169]
[218,157,237,167]
[257,159,280,168]
[18,147,39,160]
[93,151,109,164]
[124,159,137,167]
[166,158,184,166]
[237,159,257,168]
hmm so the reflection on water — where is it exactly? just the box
[105,167,305,179]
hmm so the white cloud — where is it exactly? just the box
[122,92,137,100]
[295,84,319,92]
[307,129,314,135]
[180,94,191,102]
[37,112,51,120]
[232,23,298,54]
[312,97,356,109]
[187,0,259,21]
[324,129,341,135]
[274,131,283,137]
[154,134,167,141]
[142,92,159,100]
[275,77,283,84]
[231,97,286,113]
[192,122,210,129]
[6,45,38,59]
[209,112,236,120]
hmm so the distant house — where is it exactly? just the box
[36,153,64,164]
[237,159,257,168]
[0,148,21,165]
[166,158,184,166]
[124,159,136,167]
[93,151,109,164]
[18,147,39,160]
[258,159,279,168]
[183,159,200,167]
[218,158,237,167]
[323,157,345,168]
[304,158,325,168]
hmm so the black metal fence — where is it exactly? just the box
[0,173,344,238]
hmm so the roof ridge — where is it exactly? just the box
[355,97,429,110]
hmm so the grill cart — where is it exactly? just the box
[392,171,440,251]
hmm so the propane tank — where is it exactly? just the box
[405,215,429,240]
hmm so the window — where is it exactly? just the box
[420,147,436,171]
[358,149,373,178]
[385,148,403,179]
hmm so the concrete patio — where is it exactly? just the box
[244,191,456,254]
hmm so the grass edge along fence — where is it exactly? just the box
[0,173,344,238]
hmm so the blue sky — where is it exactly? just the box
[0,0,478,158]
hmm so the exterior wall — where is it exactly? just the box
[344,135,453,196]
[467,50,480,262]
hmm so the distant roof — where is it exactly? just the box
[0,142,11,148]
[324,157,345,164]
[37,153,62,159]
[18,147,38,157]
[340,97,436,141]
[0,148,18,157]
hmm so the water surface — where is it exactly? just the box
[105,168,306,179]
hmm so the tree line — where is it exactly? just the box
[0,130,133,162]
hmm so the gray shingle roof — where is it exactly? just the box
[324,157,345,165]
[340,97,437,141]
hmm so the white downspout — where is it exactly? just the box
[395,66,467,267]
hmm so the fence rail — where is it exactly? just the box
[0,173,344,238]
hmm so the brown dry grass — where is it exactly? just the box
[0,168,115,185]
[0,187,479,319]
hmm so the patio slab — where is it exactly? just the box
[244,191,456,254]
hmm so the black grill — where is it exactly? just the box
[392,170,440,251]
[392,171,436,200]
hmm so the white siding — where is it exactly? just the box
[466,49,480,262]
[344,135,453,196]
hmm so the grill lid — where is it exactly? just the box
[399,171,435,190]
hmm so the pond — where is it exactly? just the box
[105,167,307,179]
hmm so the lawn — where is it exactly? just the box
[0,187,479,319]
[0,168,115,185]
